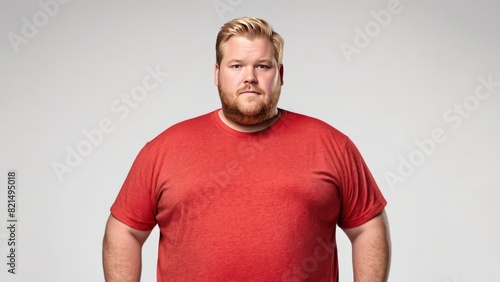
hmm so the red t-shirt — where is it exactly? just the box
[111,109,386,281]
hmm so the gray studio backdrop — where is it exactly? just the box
[1,0,499,281]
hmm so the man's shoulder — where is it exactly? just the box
[281,109,346,138]
[147,110,217,146]
[169,110,216,131]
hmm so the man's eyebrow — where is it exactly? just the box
[225,59,274,64]
[226,59,243,64]
[256,59,273,64]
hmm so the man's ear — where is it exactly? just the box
[279,64,284,86]
[214,63,220,86]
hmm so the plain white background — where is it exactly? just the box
[0,0,499,281]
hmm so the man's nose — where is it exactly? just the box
[244,67,258,84]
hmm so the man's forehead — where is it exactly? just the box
[221,36,275,60]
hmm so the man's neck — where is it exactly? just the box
[218,109,281,133]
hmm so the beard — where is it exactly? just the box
[218,83,281,126]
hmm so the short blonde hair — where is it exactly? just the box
[215,17,284,66]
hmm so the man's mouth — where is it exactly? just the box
[240,90,260,95]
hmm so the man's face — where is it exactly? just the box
[215,35,284,126]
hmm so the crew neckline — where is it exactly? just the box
[211,108,288,137]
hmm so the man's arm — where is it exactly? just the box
[342,209,391,282]
[102,214,152,282]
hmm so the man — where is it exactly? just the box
[103,17,391,281]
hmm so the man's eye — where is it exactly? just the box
[231,64,242,69]
[257,65,270,69]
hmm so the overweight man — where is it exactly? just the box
[103,17,391,282]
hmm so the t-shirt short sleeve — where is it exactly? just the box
[336,138,387,229]
[110,144,158,231]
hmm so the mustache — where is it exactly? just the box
[237,85,265,94]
